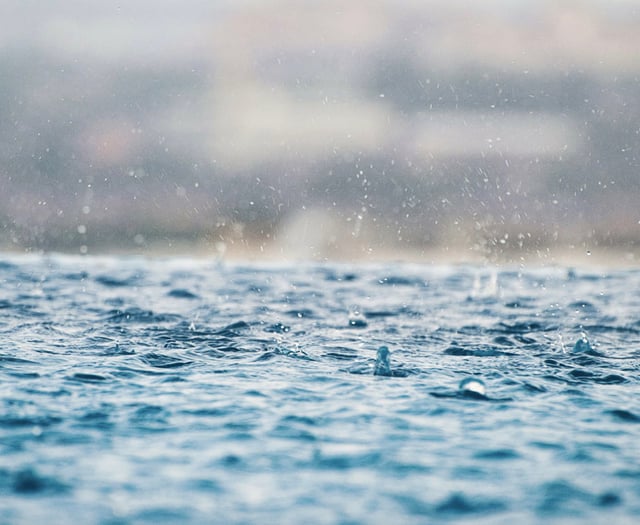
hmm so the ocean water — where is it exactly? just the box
[1,255,639,524]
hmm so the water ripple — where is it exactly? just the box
[0,256,639,524]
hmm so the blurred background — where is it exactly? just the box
[2,0,640,263]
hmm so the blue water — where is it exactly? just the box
[1,255,640,524]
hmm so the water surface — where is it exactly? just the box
[1,255,639,524]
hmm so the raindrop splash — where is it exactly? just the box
[348,306,367,327]
[572,332,593,353]
[374,346,392,377]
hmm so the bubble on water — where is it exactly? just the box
[374,346,392,376]
[459,377,486,396]
[572,332,593,353]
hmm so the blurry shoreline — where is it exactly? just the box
[2,1,640,264]
[1,235,638,269]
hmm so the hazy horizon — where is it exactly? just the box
[2,0,640,264]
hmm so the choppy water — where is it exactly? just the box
[1,255,640,524]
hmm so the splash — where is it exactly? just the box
[572,332,593,353]
[374,346,392,376]
[470,270,500,299]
